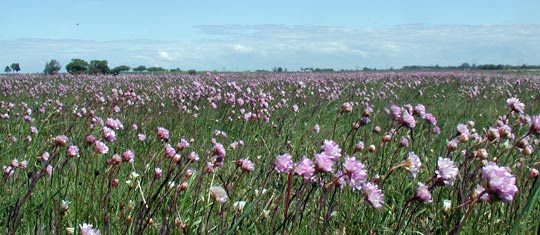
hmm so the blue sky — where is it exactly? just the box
[1,0,539,72]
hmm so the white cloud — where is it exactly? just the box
[1,24,539,72]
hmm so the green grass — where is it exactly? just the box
[1,71,540,234]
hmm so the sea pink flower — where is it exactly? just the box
[209,186,228,204]
[342,156,367,189]
[137,134,146,141]
[294,157,315,179]
[274,153,293,173]
[362,183,384,209]
[122,150,135,163]
[480,162,518,203]
[315,153,334,173]
[46,165,53,175]
[457,124,470,137]
[401,111,416,129]
[404,152,422,178]
[157,127,170,140]
[507,98,525,113]
[424,113,437,126]
[529,115,540,136]
[154,168,163,179]
[79,223,100,235]
[187,151,199,162]
[95,141,109,154]
[55,135,68,146]
[414,182,432,203]
[176,139,190,151]
[101,127,116,142]
[67,145,79,157]
[85,135,96,144]
[165,145,176,158]
[435,157,458,186]
[413,104,426,118]
[236,158,255,173]
[3,166,14,178]
[213,143,226,157]
[321,140,341,161]
[111,154,122,165]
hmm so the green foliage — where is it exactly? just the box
[10,63,20,73]
[132,65,146,72]
[4,66,11,73]
[66,59,89,75]
[111,65,131,75]
[43,59,61,75]
[89,60,110,74]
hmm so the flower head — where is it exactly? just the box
[274,153,293,173]
[157,127,169,140]
[404,152,422,178]
[529,115,540,136]
[342,157,367,189]
[507,98,525,113]
[435,157,458,186]
[209,186,228,204]
[362,183,384,209]
[315,153,334,173]
[414,182,432,203]
[236,158,255,173]
[321,140,341,161]
[79,223,100,235]
[294,157,315,179]
[480,162,518,203]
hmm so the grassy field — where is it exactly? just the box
[1,71,540,234]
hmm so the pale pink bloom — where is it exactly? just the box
[209,186,228,204]
[137,134,146,141]
[157,127,170,140]
[507,98,525,113]
[85,135,96,144]
[236,159,255,173]
[101,127,116,142]
[435,157,458,186]
[41,152,50,162]
[55,135,68,146]
[3,166,14,178]
[294,158,315,179]
[321,140,341,161]
[362,183,384,209]
[79,223,100,235]
[315,153,334,173]
[46,165,53,175]
[95,141,109,154]
[414,182,432,203]
[274,153,293,173]
[154,168,163,179]
[187,151,200,162]
[165,145,176,158]
[111,154,122,165]
[122,150,135,163]
[67,145,79,157]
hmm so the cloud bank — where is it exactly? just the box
[1,24,539,72]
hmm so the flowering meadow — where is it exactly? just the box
[1,71,540,234]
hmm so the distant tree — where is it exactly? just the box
[459,62,470,70]
[133,65,146,72]
[4,66,11,73]
[43,59,61,75]
[187,69,196,75]
[277,67,283,73]
[111,65,131,75]
[89,60,110,74]
[66,59,89,74]
[10,63,20,73]
[147,67,167,72]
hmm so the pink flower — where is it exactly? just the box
[165,144,176,158]
[342,157,367,189]
[85,135,96,144]
[95,141,109,154]
[414,182,432,203]
[401,111,416,129]
[137,134,146,141]
[362,183,384,209]
[3,166,14,178]
[79,223,100,235]
[55,135,68,146]
[122,150,135,163]
[404,152,422,178]
[236,159,255,173]
[101,127,116,142]
[507,98,525,113]
[481,162,518,203]
[67,145,79,157]
[213,143,226,157]
[157,127,170,140]
[46,165,53,175]
[274,153,293,173]
[187,151,200,162]
[209,186,228,204]
[529,115,540,136]
[321,140,341,161]
[154,168,163,179]
[435,157,458,186]
[176,139,190,151]
[413,104,426,118]
[315,153,334,173]
[294,158,315,179]
[111,154,122,165]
